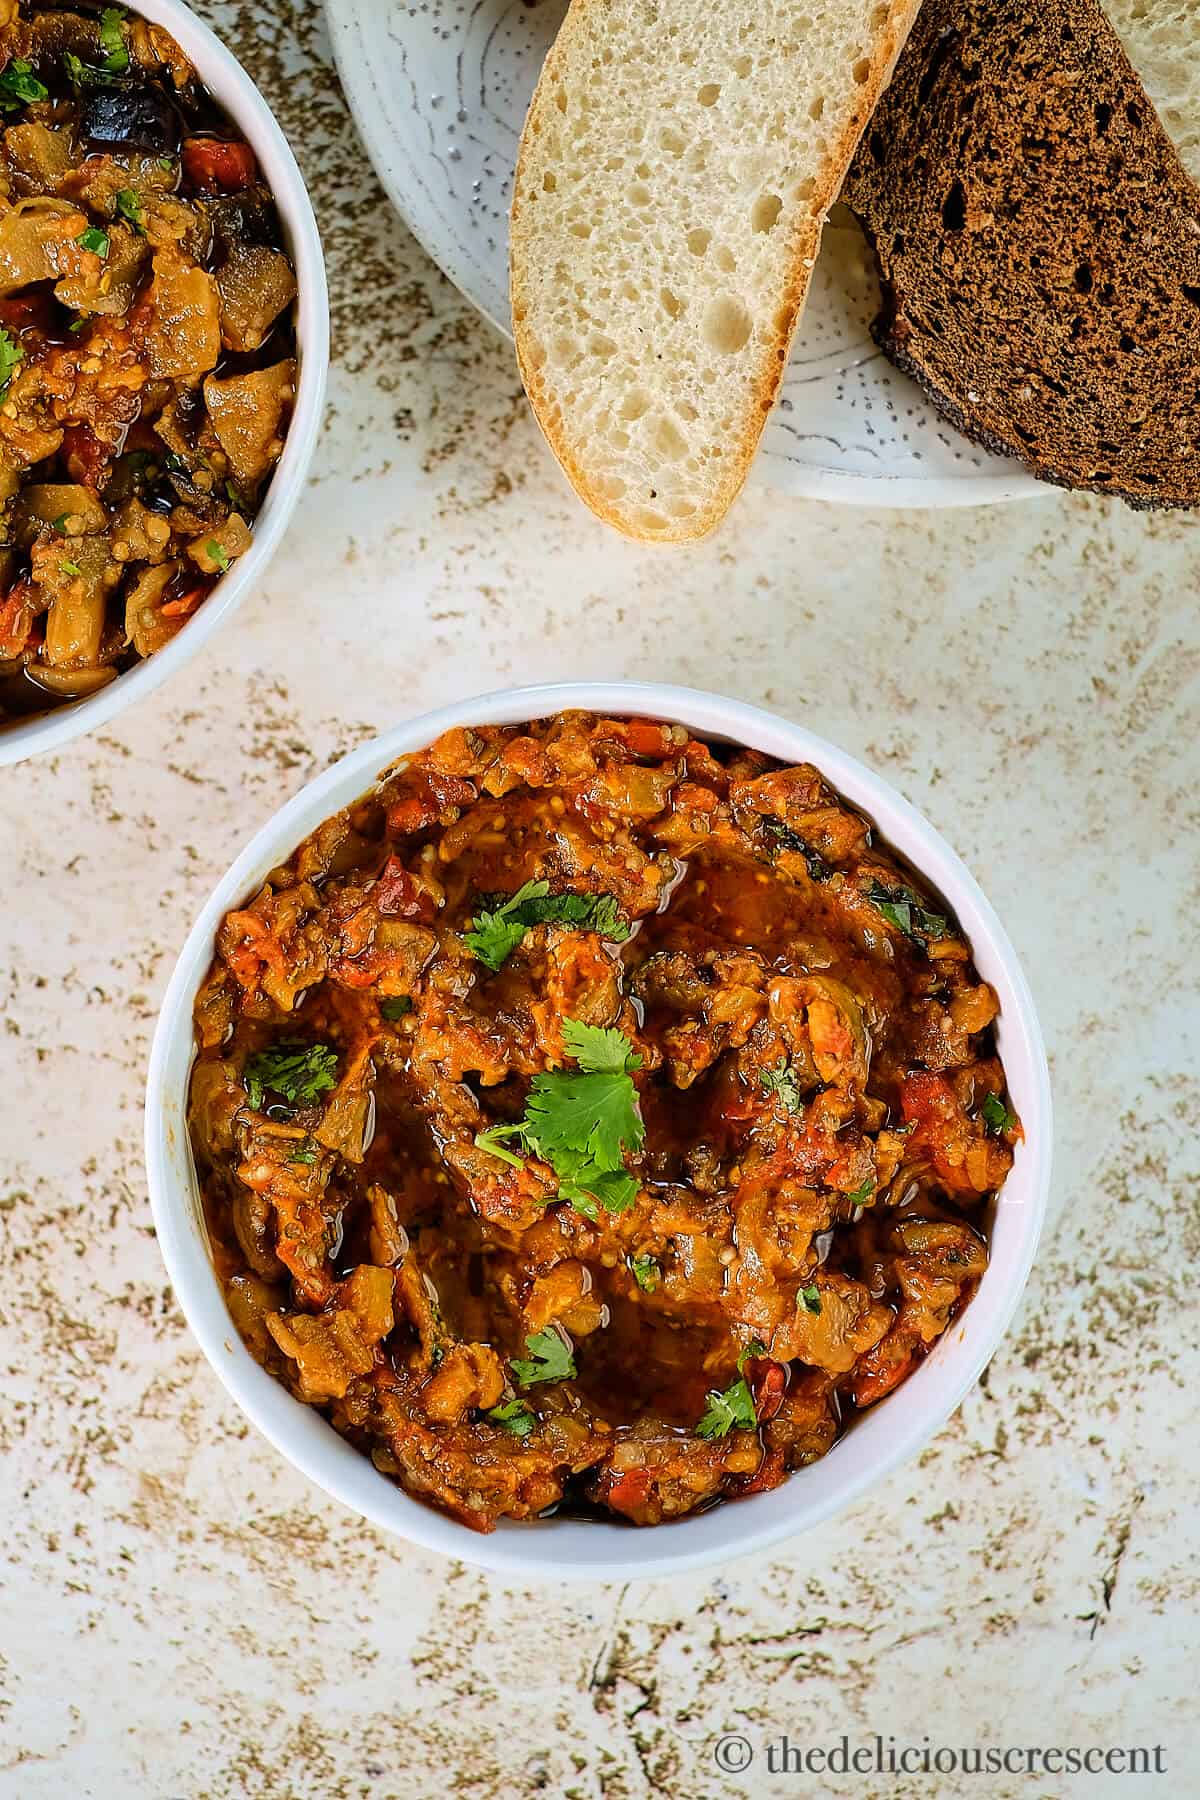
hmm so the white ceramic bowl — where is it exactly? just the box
[0,0,328,766]
[146,682,1052,1580]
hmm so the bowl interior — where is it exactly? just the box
[0,0,329,766]
[146,682,1052,1579]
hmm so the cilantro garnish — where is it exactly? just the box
[243,1042,338,1113]
[630,1254,660,1293]
[473,1018,644,1217]
[473,1123,526,1169]
[864,878,948,947]
[762,816,831,882]
[99,7,129,72]
[68,317,88,335]
[981,1092,1016,1136]
[114,188,144,232]
[0,328,23,403]
[77,226,110,258]
[695,1343,764,1439]
[510,1327,576,1389]
[379,995,412,1021]
[486,1398,535,1438]
[288,1141,317,1166]
[464,878,629,972]
[0,59,48,110]
[206,538,231,573]
[845,1178,875,1206]
[60,560,82,576]
[760,1059,803,1112]
[798,1284,822,1315]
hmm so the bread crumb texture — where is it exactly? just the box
[510,0,916,541]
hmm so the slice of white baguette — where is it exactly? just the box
[1103,0,1200,183]
[510,0,922,542]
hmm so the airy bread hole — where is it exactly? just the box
[661,288,683,319]
[619,390,650,421]
[629,183,652,206]
[795,174,816,200]
[687,227,711,256]
[590,334,617,358]
[697,83,721,105]
[703,294,753,354]
[542,172,556,192]
[555,88,567,114]
[660,126,686,154]
[853,57,871,84]
[569,221,592,238]
[733,54,752,77]
[633,507,669,532]
[809,93,825,120]
[650,415,688,460]
[599,474,626,499]
[715,245,736,273]
[751,193,783,233]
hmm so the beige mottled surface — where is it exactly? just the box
[2,3,1199,1794]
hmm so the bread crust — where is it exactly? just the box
[510,0,924,543]
[845,0,1200,510]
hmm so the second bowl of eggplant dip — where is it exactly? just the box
[187,710,1021,1533]
[0,0,299,725]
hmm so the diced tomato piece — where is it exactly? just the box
[603,1466,652,1519]
[160,586,209,620]
[61,422,110,489]
[0,580,37,657]
[746,1357,788,1422]
[374,855,436,922]
[386,794,438,837]
[182,137,258,193]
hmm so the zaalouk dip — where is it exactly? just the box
[187,711,1019,1530]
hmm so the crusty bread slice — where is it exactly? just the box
[1104,0,1200,185]
[844,0,1200,510]
[510,0,922,542]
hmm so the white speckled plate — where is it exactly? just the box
[328,0,1045,507]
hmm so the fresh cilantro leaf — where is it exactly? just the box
[464,880,629,972]
[77,226,110,258]
[981,1092,1016,1136]
[763,816,831,882]
[60,561,82,576]
[0,327,23,402]
[845,1178,875,1206]
[52,514,71,535]
[737,1339,766,1372]
[525,1069,643,1172]
[760,1059,803,1112]
[158,155,175,173]
[68,317,88,335]
[696,1374,757,1440]
[560,1016,642,1076]
[630,1254,660,1293]
[0,58,48,110]
[99,7,129,72]
[473,1124,526,1170]
[288,1141,317,1166]
[864,878,948,947]
[114,188,144,232]
[206,538,231,573]
[511,1327,576,1389]
[243,1042,338,1113]
[64,50,120,88]
[798,1284,822,1315]
[476,1021,643,1216]
[225,479,248,509]
[464,878,549,971]
[486,1398,534,1438]
[558,1162,638,1218]
[379,995,412,1021]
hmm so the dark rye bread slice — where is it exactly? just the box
[842,0,1200,509]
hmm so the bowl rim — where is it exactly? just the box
[0,0,329,767]
[145,680,1053,1581]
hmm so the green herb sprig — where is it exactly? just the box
[464,878,629,972]
[243,1042,338,1114]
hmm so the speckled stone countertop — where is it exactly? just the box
[3,4,1199,1795]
